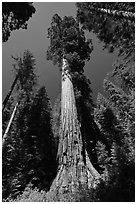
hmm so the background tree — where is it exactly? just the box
[76,2,135,57]
[2,2,36,42]
[25,86,57,190]
[46,14,100,200]
[3,84,56,200]
[3,50,37,113]
[93,61,135,201]
[3,51,38,199]
[94,97,134,201]
[76,4,135,200]
[2,50,37,146]
[13,50,37,94]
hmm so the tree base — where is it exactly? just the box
[46,151,100,201]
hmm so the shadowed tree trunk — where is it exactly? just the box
[2,75,18,112]
[49,59,100,195]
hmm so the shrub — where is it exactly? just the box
[4,183,47,202]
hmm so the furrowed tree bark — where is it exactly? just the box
[2,101,19,146]
[2,75,18,112]
[49,59,100,196]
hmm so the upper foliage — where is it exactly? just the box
[12,50,38,96]
[111,59,135,94]
[47,14,93,72]
[2,2,36,42]
[76,2,135,56]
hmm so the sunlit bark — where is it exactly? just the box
[49,59,100,195]
[2,102,19,146]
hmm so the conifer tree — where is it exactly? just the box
[2,84,56,200]
[46,14,100,198]
[25,86,57,190]
[94,98,134,201]
[94,72,135,201]
[76,2,135,56]
[52,76,103,175]
[2,50,37,146]
[76,2,135,201]
[2,50,38,199]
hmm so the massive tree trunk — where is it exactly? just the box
[2,102,19,146]
[48,59,100,198]
[2,75,18,112]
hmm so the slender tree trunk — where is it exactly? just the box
[2,101,19,146]
[98,7,135,19]
[48,59,100,197]
[2,75,18,112]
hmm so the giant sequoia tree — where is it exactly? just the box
[46,14,100,198]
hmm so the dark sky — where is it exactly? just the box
[2,2,117,105]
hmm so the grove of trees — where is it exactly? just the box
[2,2,135,202]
